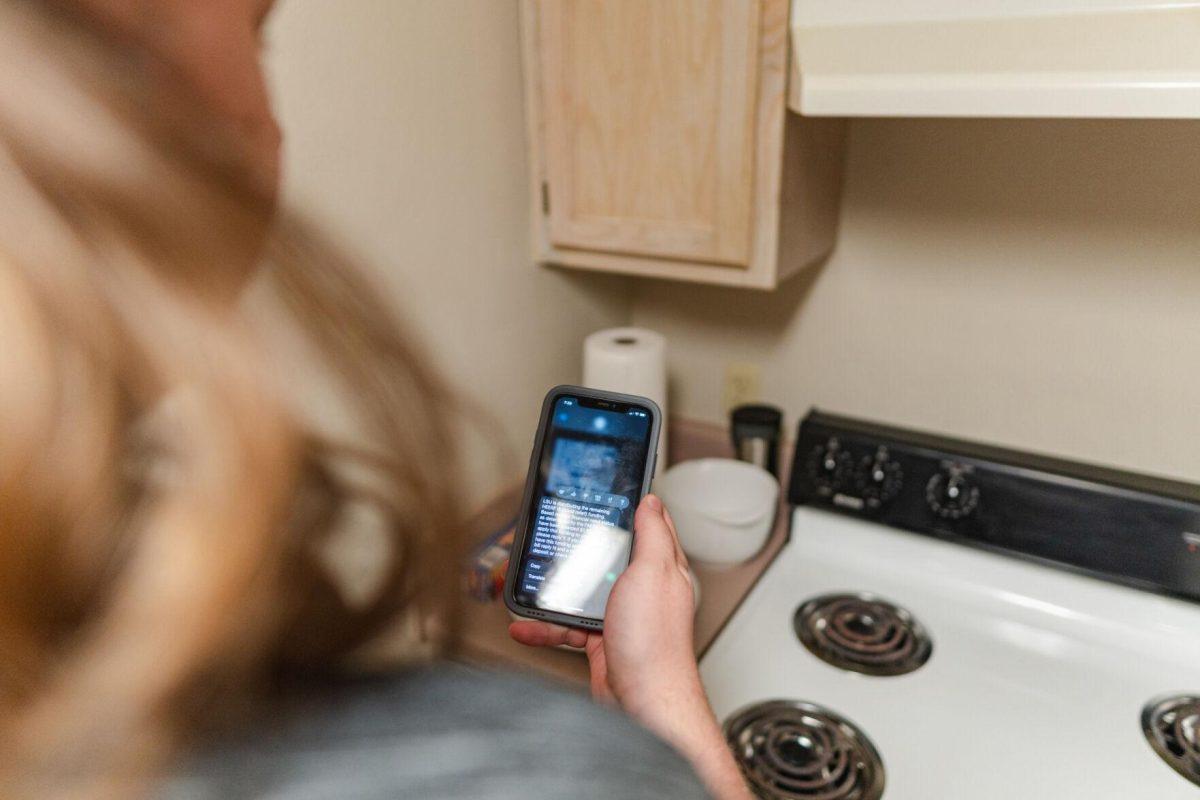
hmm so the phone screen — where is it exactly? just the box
[512,393,655,621]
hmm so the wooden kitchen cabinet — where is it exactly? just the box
[521,0,846,290]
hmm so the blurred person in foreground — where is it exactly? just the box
[0,1,752,798]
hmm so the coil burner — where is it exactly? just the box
[1142,694,1200,787]
[724,700,885,800]
[794,592,932,677]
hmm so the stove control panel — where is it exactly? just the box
[790,410,1200,604]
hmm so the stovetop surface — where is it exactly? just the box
[700,507,1200,799]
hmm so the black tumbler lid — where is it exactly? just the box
[731,404,783,429]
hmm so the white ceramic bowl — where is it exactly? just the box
[655,458,779,567]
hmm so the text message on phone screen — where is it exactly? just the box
[515,396,652,619]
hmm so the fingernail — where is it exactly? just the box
[645,494,662,512]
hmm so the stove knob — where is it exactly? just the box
[925,467,980,520]
[807,437,854,496]
[857,448,903,509]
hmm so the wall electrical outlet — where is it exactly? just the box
[723,362,761,412]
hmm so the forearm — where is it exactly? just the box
[627,680,753,800]
[668,715,754,800]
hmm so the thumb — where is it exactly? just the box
[631,494,676,565]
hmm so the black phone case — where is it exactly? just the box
[503,384,662,631]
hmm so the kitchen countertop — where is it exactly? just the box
[457,418,792,685]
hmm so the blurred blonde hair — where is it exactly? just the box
[0,1,463,795]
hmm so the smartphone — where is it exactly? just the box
[504,385,662,631]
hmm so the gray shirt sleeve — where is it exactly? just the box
[160,664,712,800]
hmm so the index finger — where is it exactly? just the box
[509,619,589,649]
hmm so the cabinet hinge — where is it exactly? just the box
[540,181,550,215]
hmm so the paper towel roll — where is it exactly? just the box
[583,327,667,468]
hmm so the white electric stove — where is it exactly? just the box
[700,411,1200,800]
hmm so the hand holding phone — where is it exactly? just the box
[510,494,700,708]
[504,385,661,630]
[509,498,756,800]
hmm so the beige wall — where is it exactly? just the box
[265,1,630,497]
[632,118,1200,481]
[263,3,1200,485]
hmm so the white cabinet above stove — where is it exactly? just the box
[789,0,1200,118]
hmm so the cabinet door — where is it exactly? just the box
[535,0,761,267]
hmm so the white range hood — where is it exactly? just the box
[789,0,1200,118]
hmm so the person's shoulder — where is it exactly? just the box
[160,663,712,800]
